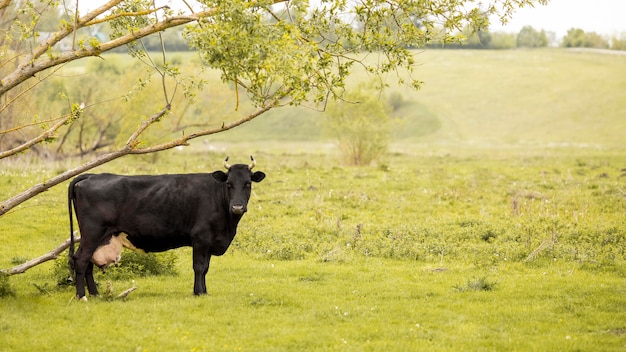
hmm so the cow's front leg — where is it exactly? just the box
[192,247,211,295]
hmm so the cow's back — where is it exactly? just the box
[73,173,227,252]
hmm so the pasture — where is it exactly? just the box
[1,49,625,351]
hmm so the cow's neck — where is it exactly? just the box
[218,210,240,239]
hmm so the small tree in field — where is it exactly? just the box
[611,32,626,50]
[516,25,548,48]
[325,84,391,166]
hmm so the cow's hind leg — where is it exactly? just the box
[192,249,211,295]
[72,236,100,299]
[73,255,99,299]
[85,262,98,296]
[72,247,90,299]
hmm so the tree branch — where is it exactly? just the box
[0,101,276,216]
[85,6,170,26]
[0,113,73,160]
[0,0,11,11]
[0,63,66,116]
[0,8,216,98]
[29,0,123,63]
[0,148,128,217]
[1,234,80,276]
[131,104,275,154]
[0,114,69,135]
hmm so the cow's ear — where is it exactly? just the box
[212,171,228,182]
[251,171,266,183]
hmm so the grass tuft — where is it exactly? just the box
[0,273,15,297]
[454,276,498,292]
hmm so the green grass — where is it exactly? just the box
[407,49,626,147]
[0,254,624,351]
[1,148,625,351]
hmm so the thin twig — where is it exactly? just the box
[0,114,74,159]
[85,6,170,26]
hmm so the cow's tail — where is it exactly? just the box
[68,174,89,280]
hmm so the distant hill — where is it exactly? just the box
[210,49,626,149]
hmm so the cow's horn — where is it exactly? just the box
[249,155,256,170]
[223,156,231,170]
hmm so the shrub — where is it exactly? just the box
[106,251,178,279]
[52,250,178,286]
[323,82,392,166]
[387,91,406,111]
[489,32,517,49]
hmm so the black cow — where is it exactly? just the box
[68,156,265,300]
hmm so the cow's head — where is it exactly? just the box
[212,156,265,215]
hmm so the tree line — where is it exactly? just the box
[116,26,626,52]
[433,26,626,50]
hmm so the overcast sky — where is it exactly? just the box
[88,0,626,39]
[489,0,626,38]
[169,0,626,38]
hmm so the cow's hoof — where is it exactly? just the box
[77,296,88,302]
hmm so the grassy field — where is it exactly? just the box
[1,49,625,351]
[1,253,623,351]
[213,49,626,148]
[1,148,625,351]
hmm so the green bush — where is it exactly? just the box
[106,251,178,279]
[323,82,392,165]
[52,250,178,287]
[387,91,406,111]
[489,32,517,49]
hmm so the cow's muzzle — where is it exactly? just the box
[231,205,246,215]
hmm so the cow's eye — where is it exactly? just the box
[226,182,232,189]
[245,183,251,188]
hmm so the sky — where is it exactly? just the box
[489,0,626,38]
[84,0,626,39]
